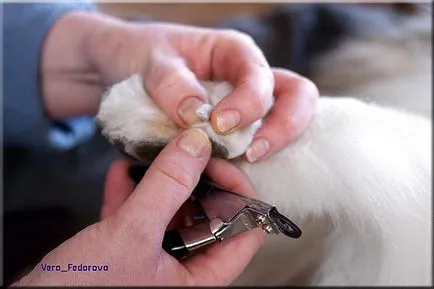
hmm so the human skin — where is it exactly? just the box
[13,129,265,286]
[13,8,319,286]
[40,10,318,163]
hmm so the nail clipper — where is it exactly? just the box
[129,164,302,260]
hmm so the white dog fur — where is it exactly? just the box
[96,73,431,286]
[96,5,432,286]
[97,75,263,161]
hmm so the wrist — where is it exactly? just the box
[41,10,107,118]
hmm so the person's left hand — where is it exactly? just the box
[242,68,318,162]
[41,11,318,163]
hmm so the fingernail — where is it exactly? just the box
[216,109,241,133]
[178,97,206,125]
[177,128,210,158]
[246,138,270,163]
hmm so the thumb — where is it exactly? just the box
[120,128,212,231]
[143,52,209,128]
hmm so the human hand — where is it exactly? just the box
[41,11,318,163]
[14,129,264,286]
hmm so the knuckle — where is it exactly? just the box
[249,93,270,117]
[221,29,255,45]
[148,55,189,96]
[154,69,184,95]
[299,77,320,101]
[274,69,319,102]
[154,162,194,195]
[251,62,273,81]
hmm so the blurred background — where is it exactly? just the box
[3,2,431,285]
[99,3,281,26]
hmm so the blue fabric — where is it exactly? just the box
[3,2,97,151]
[49,116,97,150]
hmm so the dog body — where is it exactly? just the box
[232,96,431,286]
[96,5,432,285]
[97,75,431,286]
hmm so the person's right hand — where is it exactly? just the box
[14,128,264,286]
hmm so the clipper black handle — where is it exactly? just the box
[163,221,218,261]
[162,230,191,260]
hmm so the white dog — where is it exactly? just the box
[95,4,431,286]
[96,73,431,286]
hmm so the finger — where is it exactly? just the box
[143,51,209,128]
[183,227,265,286]
[205,157,258,199]
[100,158,135,220]
[119,128,211,231]
[207,30,275,135]
[244,68,319,163]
